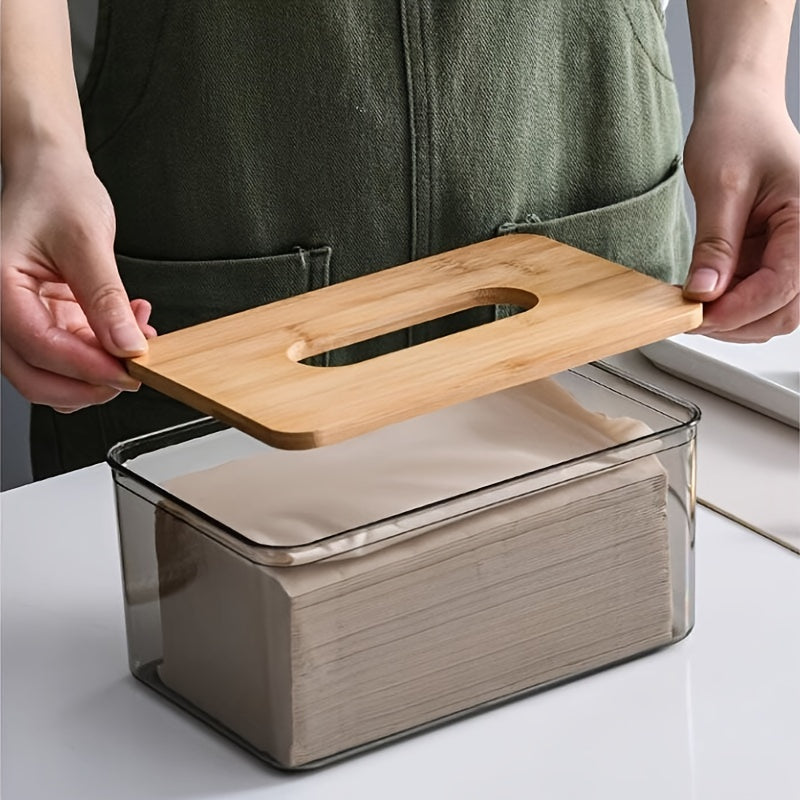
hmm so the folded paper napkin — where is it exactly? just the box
[161,376,654,550]
[154,377,672,767]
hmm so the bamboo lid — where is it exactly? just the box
[127,234,702,448]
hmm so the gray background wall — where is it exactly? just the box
[1,2,798,489]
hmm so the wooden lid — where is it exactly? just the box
[127,234,702,449]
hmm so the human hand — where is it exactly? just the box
[1,149,156,412]
[682,79,799,342]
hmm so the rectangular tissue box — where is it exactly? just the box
[110,362,699,769]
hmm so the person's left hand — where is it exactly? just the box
[682,78,799,342]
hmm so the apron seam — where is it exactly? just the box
[419,5,435,259]
[621,3,675,84]
[78,0,111,109]
[399,0,419,349]
[87,4,170,156]
[400,1,433,348]
[401,0,431,263]
[399,1,419,265]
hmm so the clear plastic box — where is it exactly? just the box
[109,362,699,769]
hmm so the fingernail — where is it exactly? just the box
[110,324,148,354]
[111,377,141,392]
[686,268,719,295]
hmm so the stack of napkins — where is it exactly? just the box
[153,378,672,767]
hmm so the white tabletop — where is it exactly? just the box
[2,457,799,799]
[609,350,800,552]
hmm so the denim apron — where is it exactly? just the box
[31,0,690,477]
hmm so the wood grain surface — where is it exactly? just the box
[127,234,703,448]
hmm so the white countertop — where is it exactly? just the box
[2,352,800,799]
[609,351,800,552]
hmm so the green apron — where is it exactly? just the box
[31,0,690,478]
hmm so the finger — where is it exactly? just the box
[695,297,799,343]
[130,298,158,339]
[697,270,798,334]
[694,208,798,333]
[57,235,148,358]
[2,342,121,409]
[130,298,152,328]
[683,175,752,302]
[1,278,141,391]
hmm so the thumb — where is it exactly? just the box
[683,185,749,302]
[61,237,148,358]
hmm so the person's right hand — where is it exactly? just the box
[1,149,156,413]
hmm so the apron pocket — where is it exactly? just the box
[497,159,690,284]
[116,246,331,334]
